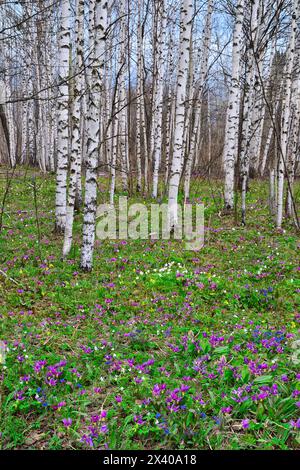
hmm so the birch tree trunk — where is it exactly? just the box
[286,19,300,219]
[152,1,167,198]
[277,2,297,228]
[260,83,282,176]
[63,0,84,258]
[80,0,109,271]
[168,0,193,227]
[182,33,194,201]
[118,0,129,192]
[109,117,118,205]
[184,0,213,201]
[223,0,244,211]
[164,25,176,187]
[135,0,144,193]
[2,38,16,167]
[240,0,260,224]
[207,89,212,176]
[269,159,277,216]
[55,0,71,233]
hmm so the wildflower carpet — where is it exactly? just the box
[0,173,299,449]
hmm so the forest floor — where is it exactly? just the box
[0,171,299,450]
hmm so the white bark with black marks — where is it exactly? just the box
[80,0,109,271]
[55,0,71,232]
[63,0,85,258]
[168,0,193,227]
[223,0,244,211]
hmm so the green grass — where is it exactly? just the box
[0,171,299,450]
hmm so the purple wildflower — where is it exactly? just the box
[62,418,72,428]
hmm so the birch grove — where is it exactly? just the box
[0,0,299,271]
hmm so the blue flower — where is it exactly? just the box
[213,416,221,425]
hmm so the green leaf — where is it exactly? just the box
[253,375,273,384]
[214,346,229,355]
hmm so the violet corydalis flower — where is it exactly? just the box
[221,406,232,414]
[242,419,250,429]
[62,418,72,428]
[290,419,300,429]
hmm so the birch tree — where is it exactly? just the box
[276,1,297,229]
[168,0,193,227]
[286,4,300,221]
[240,0,261,224]
[80,0,109,271]
[223,0,244,211]
[63,0,85,258]
[184,0,214,201]
[135,0,144,193]
[118,0,129,193]
[55,0,71,233]
[151,1,167,199]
